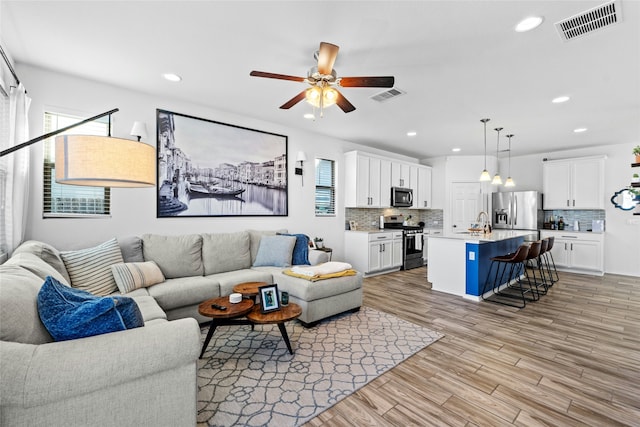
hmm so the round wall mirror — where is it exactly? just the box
[610,188,639,211]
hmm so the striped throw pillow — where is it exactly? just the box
[111,261,165,294]
[60,238,124,296]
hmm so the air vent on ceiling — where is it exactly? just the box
[555,0,621,41]
[370,87,405,102]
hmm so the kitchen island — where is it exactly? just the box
[427,230,537,300]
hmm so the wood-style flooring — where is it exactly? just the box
[303,267,640,426]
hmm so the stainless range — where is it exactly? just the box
[383,215,424,270]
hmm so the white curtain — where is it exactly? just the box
[4,83,31,255]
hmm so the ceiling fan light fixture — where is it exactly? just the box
[305,85,337,108]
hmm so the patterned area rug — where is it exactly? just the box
[197,306,443,426]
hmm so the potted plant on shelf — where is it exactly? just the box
[632,173,640,184]
[634,145,640,163]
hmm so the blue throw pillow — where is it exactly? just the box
[37,276,144,341]
[278,233,311,265]
[253,235,297,267]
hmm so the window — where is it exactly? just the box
[315,158,335,216]
[43,111,110,216]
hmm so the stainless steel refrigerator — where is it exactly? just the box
[492,191,543,238]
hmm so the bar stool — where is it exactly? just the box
[524,240,547,297]
[543,236,559,284]
[481,244,533,308]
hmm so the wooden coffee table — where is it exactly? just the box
[246,303,302,354]
[232,281,268,300]
[198,296,254,359]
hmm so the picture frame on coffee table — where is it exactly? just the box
[258,284,280,313]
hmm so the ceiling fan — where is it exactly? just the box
[250,42,394,115]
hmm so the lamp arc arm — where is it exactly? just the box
[0,108,119,157]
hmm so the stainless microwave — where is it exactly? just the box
[391,187,413,207]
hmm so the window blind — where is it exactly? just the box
[315,158,335,216]
[43,112,111,216]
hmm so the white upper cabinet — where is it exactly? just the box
[410,165,432,209]
[391,162,411,188]
[543,157,605,209]
[345,151,392,207]
[345,151,431,209]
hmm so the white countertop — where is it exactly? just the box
[429,229,537,243]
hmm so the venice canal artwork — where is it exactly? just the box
[157,110,288,217]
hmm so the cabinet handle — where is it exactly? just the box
[567,200,570,207]
[564,243,567,250]
[570,243,573,251]
[561,235,577,238]
[573,200,575,207]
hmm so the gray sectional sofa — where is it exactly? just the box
[0,229,363,427]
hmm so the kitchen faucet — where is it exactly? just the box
[476,211,491,233]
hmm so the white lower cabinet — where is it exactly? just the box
[540,230,604,275]
[345,231,403,276]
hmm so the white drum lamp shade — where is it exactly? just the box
[55,135,155,187]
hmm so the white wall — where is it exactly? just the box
[18,65,414,259]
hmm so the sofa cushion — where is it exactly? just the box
[4,252,70,285]
[0,265,53,344]
[111,261,165,294]
[37,276,144,341]
[278,233,311,265]
[12,240,71,284]
[118,235,144,262]
[202,231,251,275]
[147,276,220,311]
[60,238,124,296]
[248,229,287,264]
[142,234,204,278]
[252,235,297,268]
[131,295,168,324]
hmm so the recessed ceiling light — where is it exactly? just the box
[515,16,544,32]
[163,73,182,82]
[303,113,315,120]
[452,148,461,152]
[574,128,588,133]
[407,131,417,137]
[552,96,570,103]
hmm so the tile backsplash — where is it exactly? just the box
[345,208,443,230]
[543,209,606,231]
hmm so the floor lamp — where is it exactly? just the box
[1,108,155,188]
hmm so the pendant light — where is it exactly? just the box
[479,118,491,181]
[504,134,515,187]
[491,127,503,185]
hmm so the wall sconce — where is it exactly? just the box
[130,121,148,142]
[296,151,307,185]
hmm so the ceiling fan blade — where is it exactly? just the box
[250,71,305,82]
[336,91,356,113]
[339,76,395,88]
[317,42,339,75]
[279,91,307,109]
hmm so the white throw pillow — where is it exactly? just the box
[60,238,124,296]
[111,261,165,294]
